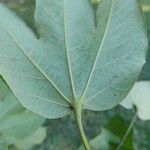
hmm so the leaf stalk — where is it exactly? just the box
[73,100,90,150]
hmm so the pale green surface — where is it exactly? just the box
[0,0,147,119]
[91,0,101,4]
[84,0,147,111]
[0,77,45,148]
[9,127,47,150]
[0,136,7,150]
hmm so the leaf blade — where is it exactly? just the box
[0,0,148,118]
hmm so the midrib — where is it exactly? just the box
[63,0,76,101]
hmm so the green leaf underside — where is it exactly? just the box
[0,77,44,145]
[0,0,147,118]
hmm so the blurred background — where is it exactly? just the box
[0,0,150,149]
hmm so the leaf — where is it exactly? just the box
[9,127,47,150]
[121,81,150,120]
[0,135,7,150]
[0,77,45,147]
[0,0,147,119]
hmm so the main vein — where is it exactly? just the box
[63,0,76,101]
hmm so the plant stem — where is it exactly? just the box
[73,101,90,150]
[116,112,137,150]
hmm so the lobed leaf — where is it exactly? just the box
[0,0,147,118]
